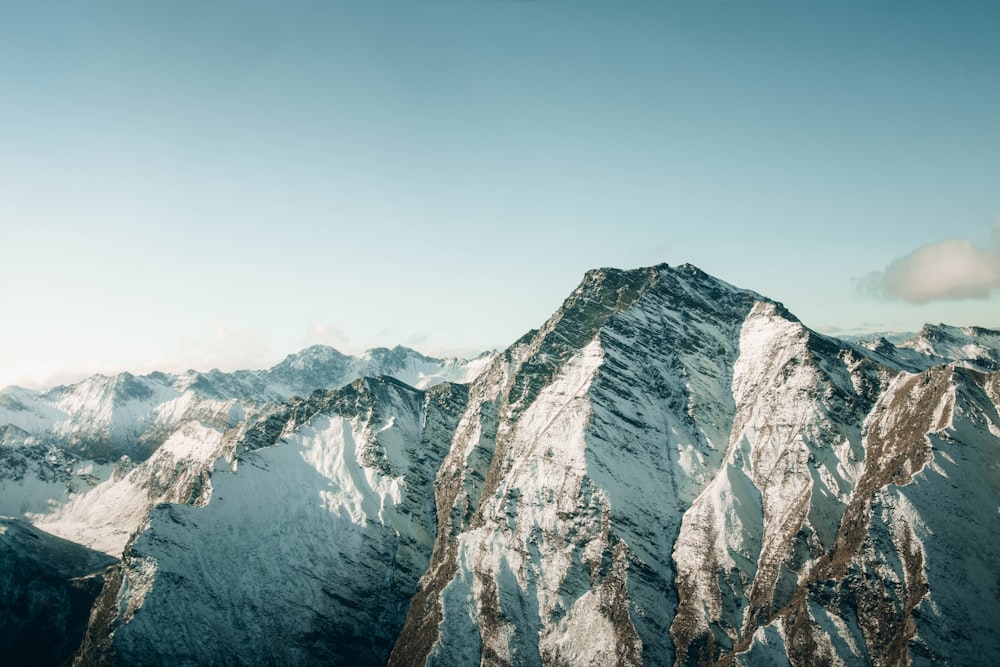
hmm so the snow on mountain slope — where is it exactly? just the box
[0,425,112,519]
[0,373,184,462]
[390,264,774,666]
[78,377,468,666]
[2,389,250,556]
[849,325,1000,375]
[897,324,1000,371]
[732,365,1000,667]
[850,336,947,373]
[0,346,492,556]
[670,301,884,664]
[4,262,997,667]
[33,419,238,556]
[0,346,491,462]
[389,264,999,667]
[265,345,493,396]
[0,387,69,442]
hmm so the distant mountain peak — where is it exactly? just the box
[899,322,1000,371]
[360,345,435,365]
[271,344,349,370]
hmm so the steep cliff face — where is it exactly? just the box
[4,263,998,666]
[734,364,1000,667]
[387,265,999,667]
[390,264,768,666]
[670,301,887,665]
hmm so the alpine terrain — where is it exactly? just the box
[1,263,997,667]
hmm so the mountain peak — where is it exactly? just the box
[271,344,349,371]
[4,262,1000,666]
[901,322,1000,371]
[360,345,436,365]
[501,263,766,417]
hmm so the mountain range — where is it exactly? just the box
[1,263,998,666]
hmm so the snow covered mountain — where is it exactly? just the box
[77,377,468,666]
[0,346,490,555]
[0,345,490,461]
[852,325,1000,374]
[2,263,999,666]
[896,324,1000,371]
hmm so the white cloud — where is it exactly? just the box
[865,238,1000,304]
[0,359,122,392]
[303,322,353,351]
[0,325,278,391]
[165,324,276,373]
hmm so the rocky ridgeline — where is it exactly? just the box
[1,264,998,666]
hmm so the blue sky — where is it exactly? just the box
[1,0,998,388]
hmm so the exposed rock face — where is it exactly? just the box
[392,267,999,667]
[2,264,999,666]
[390,265,763,666]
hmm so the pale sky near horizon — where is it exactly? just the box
[1,0,999,389]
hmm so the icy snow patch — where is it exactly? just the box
[293,413,405,526]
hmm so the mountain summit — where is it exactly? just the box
[1,264,998,667]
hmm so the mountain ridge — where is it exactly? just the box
[0,345,492,555]
[0,263,998,666]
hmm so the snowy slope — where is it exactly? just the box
[0,346,491,556]
[850,324,1000,375]
[733,365,1000,667]
[897,323,1000,371]
[391,265,767,665]
[0,345,491,461]
[81,378,466,666]
[3,263,997,667]
[0,425,112,519]
[390,265,1000,667]
[264,344,493,396]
